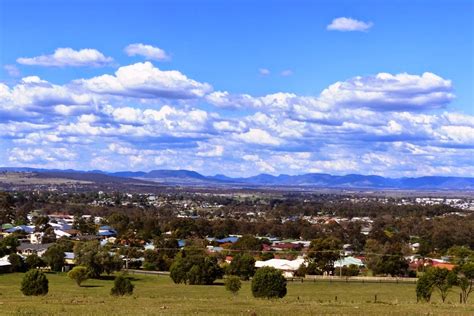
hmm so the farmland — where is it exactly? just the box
[0,273,473,315]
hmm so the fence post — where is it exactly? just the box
[374,294,377,303]
[335,295,337,302]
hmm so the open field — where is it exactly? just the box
[0,273,473,315]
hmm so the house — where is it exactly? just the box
[0,255,11,273]
[216,236,239,244]
[334,256,364,268]
[255,258,306,278]
[17,242,54,257]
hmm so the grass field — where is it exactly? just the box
[0,273,473,315]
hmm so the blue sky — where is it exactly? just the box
[0,0,473,177]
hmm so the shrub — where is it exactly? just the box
[111,274,134,296]
[225,276,241,295]
[68,266,89,287]
[21,269,49,296]
[251,267,287,299]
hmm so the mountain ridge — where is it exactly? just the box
[1,167,473,190]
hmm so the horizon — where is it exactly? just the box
[1,166,474,180]
[1,0,473,178]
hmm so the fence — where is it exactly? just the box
[288,275,418,284]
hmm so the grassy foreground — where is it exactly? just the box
[0,272,473,315]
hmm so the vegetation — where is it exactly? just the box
[226,253,256,280]
[110,274,134,296]
[0,273,472,314]
[20,270,49,296]
[251,267,287,299]
[68,266,89,287]
[225,276,241,295]
[170,251,223,285]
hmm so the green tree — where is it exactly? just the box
[74,240,104,278]
[307,237,342,272]
[43,244,66,272]
[430,268,458,303]
[111,274,134,296]
[8,253,26,272]
[170,252,223,285]
[21,270,49,296]
[25,254,45,270]
[68,266,89,286]
[227,253,255,280]
[231,235,264,252]
[251,267,287,299]
[456,263,474,304]
[416,272,434,302]
[225,276,242,295]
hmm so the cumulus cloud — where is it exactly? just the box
[327,17,373,32]
[124,43,169,61]
[17,48,114,67]
[319,72,454,111]
[236,128,281,146]
[1,60,473,177]
[76,62,212,99]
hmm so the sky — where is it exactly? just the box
[0,0,473,177]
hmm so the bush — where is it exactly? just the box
[68,266,89,286]
[334,264,360,277]
[21,269,49,296]
[111,274,134,296]
[251,267,287,299]
[225,276,241,295]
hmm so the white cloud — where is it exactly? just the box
[280,69,293,77]
[259,68,270,76]
[319,72,454,111]
[327,17,373,32]
[236,128,281,146]
[76,62,212,99]
[124,43,169,61]
[17,48,114,67]
[4,64,20,77]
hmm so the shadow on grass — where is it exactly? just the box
[97,275,116,281]
[81,285,103,288]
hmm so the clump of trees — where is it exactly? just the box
[111,274,134,296]
[74,241,122,278]
[21,269,49,296]
[416,267,458,303]
[251,267,287,299]
[170,250,223,285]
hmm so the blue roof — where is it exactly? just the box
[99,225,113,230]
[6,225,34,234]
[64,252,75,260]
[98,231,116,236]
[216,236,239,244]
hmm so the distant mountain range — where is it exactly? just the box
[1,167,473,190]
